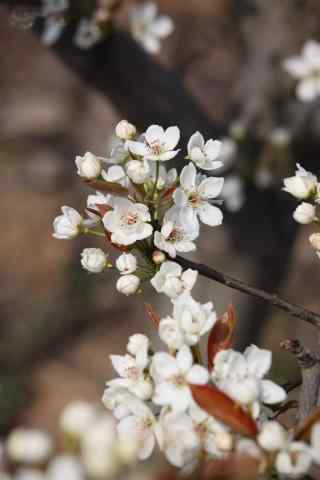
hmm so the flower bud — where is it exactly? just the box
[215,432,233,452]
[126,160,149,184]
[75,152,102,179]
[53,206,83,240]
[127,334,149,356]
[152,250,166,264]
[60,401,99,441]
[116,275,140,295]
[6,429,52,465]
[258,421,288,452]
[293,202,316,224]
[116,253,137,275]
[310,233,320,250]
[81,248,107,273]
[115,120,136,140]
[283,176,316,200]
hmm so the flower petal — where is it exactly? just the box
[198,203,223,226]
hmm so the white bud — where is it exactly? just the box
[60,401,99,440]
[283,176,316,200]
[75,152,102,179]
[293,202,316,224]
[159,317,184,350]
[126,160,149,184]
[127,334,149,356]
[116,275,140,295]
[53,206,83,240]
[152,250,166,264]
[115,120,136,140]
[310,233,320,251]
[258,421,288,452]
[215,432,233,452]
[81,248,107,273]
[116,253,137,275]
[6,429,52,465]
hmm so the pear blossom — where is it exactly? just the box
[52,206,83,239]
[211,345,287,417]
[187,132,223,170]
[81,248,107,273]
[74,19,102,50]
[102,386,135,420]
[75,152,102,179]
[116,275,140,296]
[127,334,150,371]
[6,429,52,465]
[293,202,316,224]
[151,345,209,412]
[130,2,174,54]
[105,137,129,164]
[116,253,137,275]
[257,421,288,452]
[60,401,99,440]
[103,198,153,246]
[101,165,129,188]
[283,164,317,200]
[126,160,150,184]
[275,442,312,478]
[284,40,320,101]
[150,261,198,298]
[159,293,216,349]
[115,120,137,141]
[173,162,224,228]
[126,125,180,162]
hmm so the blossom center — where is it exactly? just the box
[147,139,163,156]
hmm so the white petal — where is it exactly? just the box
[176,345,193,374]
[204,139,222,160]
[157,149,180,161]
[186,365,209,385]
[187,131,204,154]
[198,203,223,226]
[283,57,311,78]
[244,345,272,378]
[164,126,180,150]
[149,16,174,38]
[145,124,164,144]
[110,354,135,378]
[261,380,287,404]
[180,163,197,191]
[126,140,149,157]
[297,78,319,102]
[198,177,224,199]
[151,352,179,380]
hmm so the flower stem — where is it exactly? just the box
[191,344,203,365]
[84,228,106,238]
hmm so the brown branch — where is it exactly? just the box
[176,256,320,328]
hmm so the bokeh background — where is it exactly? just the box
[1,0,320,443]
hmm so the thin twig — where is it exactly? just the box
[176,256,320,328]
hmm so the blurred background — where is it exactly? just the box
[1,0,320,444]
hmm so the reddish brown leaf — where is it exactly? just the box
[295,407,320,441]
[85,179,129,197]
[145,303,160,328]
[203,454,261,479]
[190,384,258,438]
[161,186,176,200]
[208,305,236,370]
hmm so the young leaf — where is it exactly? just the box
[207,304,236,370]
[85,179,129,197]
[295,407,320,441]
[190,384,258,438]
[145,303,160,328]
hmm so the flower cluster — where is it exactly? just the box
[283,40,320,102]
[39,0,174,54]
[52,120,224,296]
[283,164,320,258]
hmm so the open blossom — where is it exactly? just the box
[151,261,198,298]
[81,248,107,273]
[126,124,180,162]
[257,421,288,452]
[283,164,318,200]
[275,442,312,478]
[211,345,286,417]
[173,162,224,228]
[116,253,137,275]
[151,345,209,412]
[53,206,83,239]
[310,422,320,465]
[159,293,216,349]
[130,2,174,54]
[284,40,320,102]
[75,152,102,179]
[187,132,223,170]
[103,198,153,246]
[293,202,316,224]
[116,275,140,296]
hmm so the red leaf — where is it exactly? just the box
[85,179,129,197]
[203,454,261,479]
[295,407,320,441]
[145,303,160,328]
[190,384,258,438]
[208,305,236,370]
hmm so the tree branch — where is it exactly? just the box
[176,256,320,328]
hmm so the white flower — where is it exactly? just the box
[284,40,320,101]
[101,165,128,188]
[159,293,216,349]
[116,396,159,460]
[310,422,320,465]
[53,206,83,239]
[74,19,102,50]
[187,132,223,170]
[116,253,137,275]
[174,162,224,228]
[47,455,84,480]
[102,386,134,420]
[75,152,102,179]
[283,164,317,200]
[60,401,99,440]
[275,442,312,478]
[81,248,107,273]
[130,2,174,54]
[154,208,199,258]
[211,345,287,417]
[309,232,320,251]
[257,421,288,452]
[115,120,137,140]
[107,345,152,400]
[126,160,150,184]
[151,261,198,298]
[151,345,209,412]
[116,275,140,296]
[293,202,316,224]
[126,124,180,161]
[103,198,153,246]
[222,175,245,212]
[127,334,150,370]
[6,429,52,465]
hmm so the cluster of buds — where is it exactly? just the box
[283,164,320,259]
[38,0,174,54]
